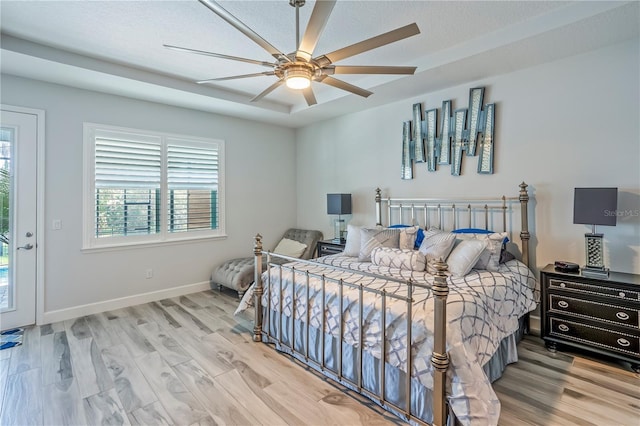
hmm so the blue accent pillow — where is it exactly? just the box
[415,228,425,248]
[388,224,424,249]
[452,228,493,234]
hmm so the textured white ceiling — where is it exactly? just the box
[1,1,638,127]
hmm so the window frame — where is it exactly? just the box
[83,123,225,251]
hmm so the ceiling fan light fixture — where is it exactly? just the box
[284,66,312,89]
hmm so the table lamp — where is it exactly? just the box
[573,187,617,277]
[327,193,351,243]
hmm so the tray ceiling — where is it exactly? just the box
[1,1,638,127]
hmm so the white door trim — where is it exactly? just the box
[1,104,45,326]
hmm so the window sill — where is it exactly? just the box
[81,233,228,254]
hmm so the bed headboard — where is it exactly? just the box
[375,182,531,267]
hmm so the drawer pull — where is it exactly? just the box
[619,292,626,298]
[558,324,570,332]
[617,338,631,347]
[616,312,630,321]
[559,283,566,288]
[557,300,569,309]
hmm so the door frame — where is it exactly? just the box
[1,104,45,326]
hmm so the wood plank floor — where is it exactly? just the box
[0,289,638,425]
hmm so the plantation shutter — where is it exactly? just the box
[167,140,219,233]
[94,132,161,237]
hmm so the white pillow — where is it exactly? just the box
[273,238,307,258]
[371,247,426,271]
[418,228,457,273]
[343,224,362,257]
[456,232,508,271]
[358,227,401,262]
[446,239,487,277]
[476,232,508,271]
[398,226,420,250]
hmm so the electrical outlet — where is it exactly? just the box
[52,219,62,230]
[145,269,153,279]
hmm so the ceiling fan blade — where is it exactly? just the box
[296,0,337,61]
[328,65,417,75]
[163,44,275,67]
[251,79,285,102]
[315,23,420,66]
[302,87,317,106]
[198,0,290,62]
[197,72,276,84]
[319,76,373,98]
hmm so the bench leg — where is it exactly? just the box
[217,284,223,292]
[238,290,244,300]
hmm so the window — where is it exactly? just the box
[83,124,224,249]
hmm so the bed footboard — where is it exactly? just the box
[252,235,450,426]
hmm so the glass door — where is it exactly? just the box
[0,108,38,330]
[0,128,12,313]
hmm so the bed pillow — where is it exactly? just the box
[476,232,509,271]
[400,226,420,250]
[359,227,400,262]
[371,247,426,271]
[273,238,307,258]
[500,249,516,264]
[389,224,425,249]
[418,227,456,273]
[455,231,509,271]
[446,239,488,277]
[343,224,362,257]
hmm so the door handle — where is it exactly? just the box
[17,243,34,250]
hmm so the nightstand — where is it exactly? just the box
[316,239,346,257]
[540,264,640,372]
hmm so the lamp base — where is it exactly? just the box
[333,218,345,244]
[581,266,610,278]
[584,233,606,269]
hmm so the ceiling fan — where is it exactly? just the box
[164,0,420,106]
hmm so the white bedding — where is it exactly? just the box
[237,254,538,425]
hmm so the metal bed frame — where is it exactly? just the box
[251,182,531,426]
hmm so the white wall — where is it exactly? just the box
[1,75,296,321]
[2,37,638,325]
[296,38,640,276]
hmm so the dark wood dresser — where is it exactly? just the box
[540,264,640,371]
[540,265,640,372]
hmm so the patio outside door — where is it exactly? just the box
[0,107,39,330]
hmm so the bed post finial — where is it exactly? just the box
[375,187,382,226]
[253,233,264,342]
[431,259,449,426]
[519,182,531,267]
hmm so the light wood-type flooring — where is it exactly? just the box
[0,289,638,425]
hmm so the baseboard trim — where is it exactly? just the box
[40,280,212,324]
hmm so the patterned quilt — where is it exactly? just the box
[238,255,538,425]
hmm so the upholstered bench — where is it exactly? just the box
[211,228,323,298]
